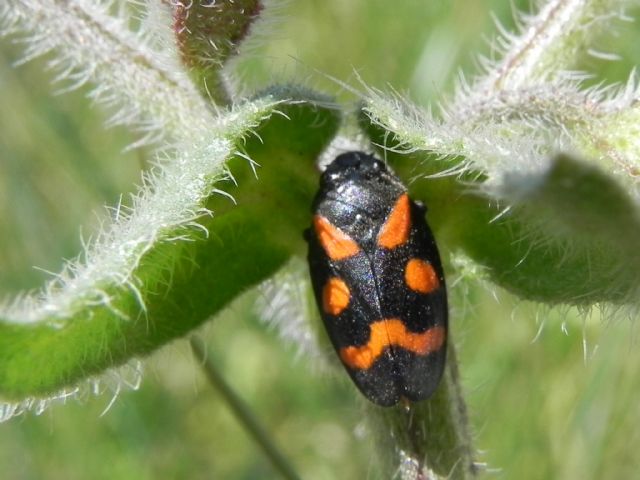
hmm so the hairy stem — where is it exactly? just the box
[173,0,264,104]
[368,342,476,480]
[470,0,629,94]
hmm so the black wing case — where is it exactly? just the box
[306,151,447,406]
[307,231,404,406]
[372,198,448,403]
[307,198,447,406]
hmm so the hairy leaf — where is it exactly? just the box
[0,90,340,403]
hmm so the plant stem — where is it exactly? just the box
[367,341,476,479]
[189,335,302,480]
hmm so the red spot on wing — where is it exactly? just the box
[314,215,360,260]
[377,194,411,249]
[339,319,445,370]
[405,258,440,294]
[322,277,350,315]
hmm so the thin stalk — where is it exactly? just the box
[189,335,302,480]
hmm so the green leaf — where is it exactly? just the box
[362,117,640,305]
[0,89,340,402]
[487,153,640,303]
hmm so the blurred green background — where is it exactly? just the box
[2,1,640,478]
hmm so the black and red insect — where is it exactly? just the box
[306,151,448,407]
